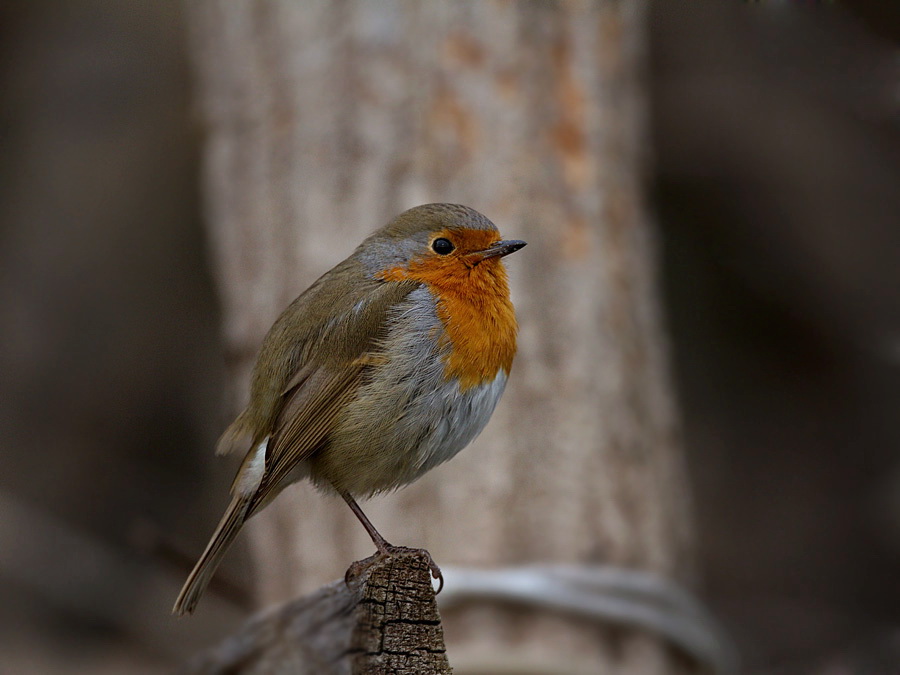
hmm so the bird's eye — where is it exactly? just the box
[431,238,455,255]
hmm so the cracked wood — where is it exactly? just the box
[181,551,450,675]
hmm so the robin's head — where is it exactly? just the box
[357,203,523,388]
[359,204,526,294]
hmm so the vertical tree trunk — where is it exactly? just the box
[187,1,693,671]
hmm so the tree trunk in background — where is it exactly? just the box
[187,1,693,672]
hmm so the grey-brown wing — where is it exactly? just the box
[250,362,364,512]
[246,279,419,513]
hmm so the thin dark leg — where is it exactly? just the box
[337,488,444,594]
[338,489,392,554]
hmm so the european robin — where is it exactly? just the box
[173,203,525,615]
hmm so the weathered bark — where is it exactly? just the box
[187,1,693,671]
[182,552,449,675]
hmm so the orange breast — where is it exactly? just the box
[431,271,517,390]
[378,230,518,391]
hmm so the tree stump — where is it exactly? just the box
[182,551,450,675]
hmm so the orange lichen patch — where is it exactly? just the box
[561,214,591,262]
[443,32,486,69]
[428,85,478,161]
[551,39,590,190]
[377,228,518,391]
[494,68,520,102]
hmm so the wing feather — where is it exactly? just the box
[245,364,363,515]
[241,278,420,514]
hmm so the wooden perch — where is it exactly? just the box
[181,550,451,675]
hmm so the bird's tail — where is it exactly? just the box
[172,495,251,616]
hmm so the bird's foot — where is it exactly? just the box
[344,545,444,594]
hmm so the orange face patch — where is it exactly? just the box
[377,228,518,390]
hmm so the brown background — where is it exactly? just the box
[1,2,899,673]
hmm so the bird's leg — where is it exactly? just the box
[339,489,392,555]
[338,489,443,593]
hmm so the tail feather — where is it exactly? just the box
[173,495,251,616]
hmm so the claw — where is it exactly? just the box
[432,566,444,595]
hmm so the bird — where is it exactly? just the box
[173,203,525,615]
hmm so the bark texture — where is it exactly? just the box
[187,1,693,671]
[183,552,449,675]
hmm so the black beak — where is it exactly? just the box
[473,239,527,261]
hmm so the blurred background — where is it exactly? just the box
[0,2,898,673]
